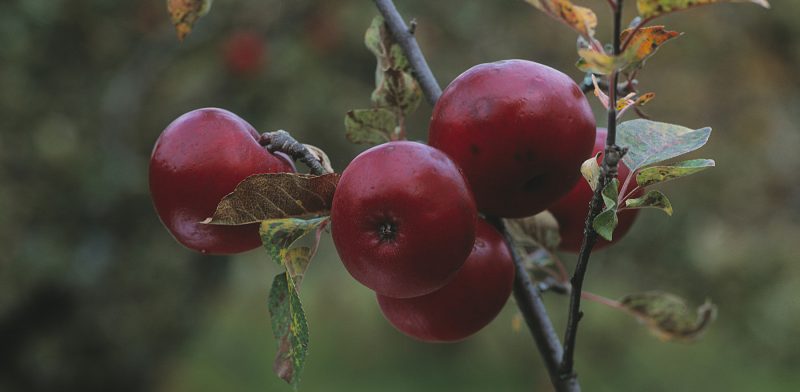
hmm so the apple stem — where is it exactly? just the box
[259,130,327,175]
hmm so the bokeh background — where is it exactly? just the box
[1,0,798,391]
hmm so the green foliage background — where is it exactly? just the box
[1,0,798,390]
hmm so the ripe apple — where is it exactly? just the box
[149,108,294,254]
[429,59,596,218]
[331,141,478,299]
[548,128,642,252]
[377,218,515,342]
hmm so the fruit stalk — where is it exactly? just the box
[259,130,327,175]
[373,1,577,391]
[559,0,627,381]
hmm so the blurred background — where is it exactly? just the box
[1,0,797,391]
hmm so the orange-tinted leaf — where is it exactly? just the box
[621,26,681,68]
[579,27,680,74]
[636,0,769,19]
[526,0,598,41]
[635,92,656,106]
[166,0,213,41]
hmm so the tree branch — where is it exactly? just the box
[373,1,577,391]
[373,0,442,105]
[560,0,626,380]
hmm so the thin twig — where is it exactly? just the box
[373,0,442,104]
[560,0,627,381]
[373,1,577,391]
[490,218,579,392]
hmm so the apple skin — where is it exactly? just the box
[331,141,478,299]
[429,59,596,218]
[377,218,515,342]
[548,128,642,252]
[149,108,294,254]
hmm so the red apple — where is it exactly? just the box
[548,128,642,252]
[331,141,477,299]
[377,218,515,342]
[429,59,596,218]
[149,108,294,254]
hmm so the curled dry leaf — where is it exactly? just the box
[580,152,602,191]
[620,291,718,342]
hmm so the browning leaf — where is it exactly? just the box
[635,159,715,187]
[636,0,769,19]
[166,0,213,41]
[204,173,339,225]
[624,190,674,216]
[526,0,599,41]
[620,291,718,341]
[578,26,680,74]
[620,26,682,69]
[364,16,421,116]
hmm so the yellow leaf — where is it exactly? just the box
[621,26,681,65]
[526,0,598,40]
[636,0,769,19]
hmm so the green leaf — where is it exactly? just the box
[203,173,339,225]
[262,217,328,388]
[344,108,398,145]
[167,0,213,41]
[636,159,715,187]
[592,179,620,241]
[364,16,421,116]
[620,291,717,342]
[617,119,712,171]
[636,0,769,19]
[268,272,309,388]
[525,0,598,41]
[625,190,673,216]
[259,217,329,267]
[580,152,602,191]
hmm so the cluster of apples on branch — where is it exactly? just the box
[149,59,638,342]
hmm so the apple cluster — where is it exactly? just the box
[332,60,600,342]
[148,60,642,343]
